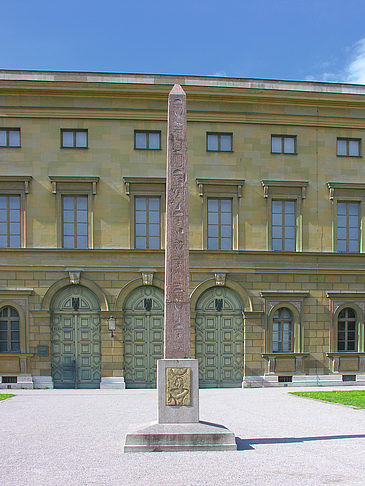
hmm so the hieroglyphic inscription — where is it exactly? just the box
[165,367,191,406]
[164,84,190,359]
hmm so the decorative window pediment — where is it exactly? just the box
[196,178,244,198]
[123,177,166,196]
[49,176,99,195]
[261,180,308,199]
[327,182,365,201]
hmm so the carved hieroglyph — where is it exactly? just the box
[165,367,191,406]
[164,84,190,359]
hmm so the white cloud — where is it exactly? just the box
[345,38,365,83]
[307,38,365,84]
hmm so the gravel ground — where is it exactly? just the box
[1,386,365,486]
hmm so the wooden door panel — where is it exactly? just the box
[196,288,244,388]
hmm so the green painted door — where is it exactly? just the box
[123,286,164,388]
[51,285,101,389]
[195,287,243,388]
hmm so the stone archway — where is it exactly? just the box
[123,286,164,388]
[195,286,244,388]
[51,285,101,389]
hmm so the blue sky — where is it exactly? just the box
[2,0,365,83]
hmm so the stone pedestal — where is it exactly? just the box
[157,359,199,423]
[124,358,237,452]
[124,421,237,452]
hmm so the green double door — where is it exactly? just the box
[123,286,164,388]
[51,286,101,389]
[195,287,244,388]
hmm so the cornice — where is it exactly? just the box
[326,291,365,299]
[196,178,245,198]
[2,105,365,129]
[327,182,365,200]
[0,176,32,194]
[0,288,33,295]
[123,176,166,196]
[260,291,309,299]
[261,180,308,199]
[262,353,309,358]
[48,176,99,195]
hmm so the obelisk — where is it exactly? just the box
[164,84,190,359]
[124,85,236,451]
[157,84,199,424]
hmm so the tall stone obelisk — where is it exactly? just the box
[124,85,236,452]
[156,84,199,424]
[164,84,190,360]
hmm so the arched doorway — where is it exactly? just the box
[51,285,101,389]
[123,286,164,388]
[195,287,244,388]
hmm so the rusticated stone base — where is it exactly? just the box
[124,420,237,452]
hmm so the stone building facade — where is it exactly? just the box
[1,70,365,389]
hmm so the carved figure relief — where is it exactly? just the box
[166,367,191,406]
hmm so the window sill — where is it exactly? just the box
[270,152,297,155]
[262,353,309,374]
[336,155,362,158]
[134,148,161,151]
[327,352,365,373]
[207,150,233,153]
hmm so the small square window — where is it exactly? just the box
[134,131,161,150]
[271,135,296,154]
[207,133,232,152]
[61,129,88,148]
[0,128,21,148]
[337,138,360,157]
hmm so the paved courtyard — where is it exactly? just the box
[1,386,364,486]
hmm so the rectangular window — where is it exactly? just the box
[135,197,160,249]
[271,135,296,154]
[0,307,20,353]
[207,133,232,152]
[61,129,88,148]
[337,138,360,157]
[338,309,357,352]
[207,198,232,250]
[0,195,21,248]
[337,201,360,252]
[62,196,88,248]
[272,308,293,353]
[272,200,296,251]
[134,131,161,150]
[0,128,21,148]
[273,322,293,352]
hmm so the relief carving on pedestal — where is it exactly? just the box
[166,367,191,406]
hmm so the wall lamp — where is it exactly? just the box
[108,316,116,338]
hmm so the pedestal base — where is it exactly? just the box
[124,420,237,452]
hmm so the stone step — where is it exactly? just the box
[124,420,237,453]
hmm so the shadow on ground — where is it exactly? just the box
[235,434,365,451]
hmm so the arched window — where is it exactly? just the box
[338,307,357,351]
[272,307,293,352]
[0,306,20,352]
